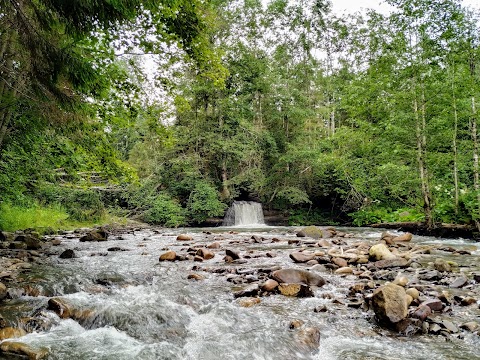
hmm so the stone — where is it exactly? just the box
[0,327,27,340]
[395,318,422,335]
[394,232,413,242]
[238,297,261,307]
[297,226,323,239]
[335,267,353,275]
[0,282,7,301]
[159,251,177,261]
[15,234,42,250]
[47,298,73,319]
[406,294,413,306]
[406,288,420,300]
[225,249,240,260]
[442,319,458,333]
[450,276,468,288]
[296,326,320,350]
[196,248,215,260]
[317,239,331,248]
[193,256,203,262]
[460,321,478,332]
[289,320,304,329]
[59,249,76,259]
[224,255,234,263]
[187,274,205,281]
[372,258,409,269]
[434,258,451,272]
[473,273,480,283]
[272,269,326,287]
[176,234,192,241]
[207,242,220,249]
[261,279,279,292]
[0,341,48,359]
[371,283,408,326]
[412,304,431,321]
[51,238,62,246]
[393,276,409,287]
[369,244,396,261]
[79,230,108,242]
[429,323,442,334]
[289,252,315,263]
[332,257,348,268]
[420,299,443,312]
[278,283,314,297]
[234,284,260,298]
[460,296,476,306]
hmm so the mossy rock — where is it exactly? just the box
[296,226,323,239]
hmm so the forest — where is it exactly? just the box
[1,0,480,232]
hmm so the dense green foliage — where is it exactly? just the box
[2,0,480,230]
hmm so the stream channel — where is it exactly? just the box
[2,226,480,360]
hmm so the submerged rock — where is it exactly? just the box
[0,327,27,340]
[0,341,48,359]
[272,269,326,287]
[371,283,408,327]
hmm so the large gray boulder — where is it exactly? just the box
[272,269,326,287]
[372,283,408,327]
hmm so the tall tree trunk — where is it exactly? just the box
[452,74,459,218]
[471,96,480,231]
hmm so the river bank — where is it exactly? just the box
[0,225,479,359]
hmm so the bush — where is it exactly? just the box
[186,182,226,224]
[143,194,186,227]
[350,207,424,226]
[0,202,69,232]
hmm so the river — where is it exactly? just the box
[2,226,480,359]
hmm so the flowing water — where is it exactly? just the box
[3,227,480,360]
[222,202,265,226]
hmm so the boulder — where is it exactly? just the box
[159,251,177,262]
[207,242,220,249]
[272,269,326,287]
[79,230,108,242]
[176,234,192,241]
[394,233,413,242]
[412,304,431,321]
[450,276,468,288]
[434,258,451,272]
[296,226,323,239]
[0,327,26,340]
[196,248,215,260]
[335,267,353,275]
[261,279,279,292]
[317,239,331,248]
[225,249,240,260]
[289,252,315,263]
[48,298,73,319]
[0,341,48,360]
[406,288,420,300]
[369,244,396,261]
[371,283,408,327]
[59,249,76,259]
[15,234,42,250]
[278,283,314,297]
[332,257,348,267]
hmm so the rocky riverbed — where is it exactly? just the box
[0,225,479,359]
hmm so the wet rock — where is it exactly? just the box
[159,251,177,261]
[225,249,240,260]
[289,252,315,263]
[412,304,432,321]
[369,244,396,261]
[434,258,451,272]
[79,229,108,242]
[278,283,314,297]
[460,321,479,332]
[48,298,73,319]
[450,276,468,288]
[0,341,48,359]
[394,233,413,242]
[296,226,323,239]
[272,269,326,287]
[420,299,443,312]
[207,242,220,249]
[296,326,320,350]
[234,284,260,298]
[187,273,205,281]
[0,282,6,301]
[238,297,261,307]
[196,248,215,260]
[261,279,279,292]
[59,249,76,259]
[335,267,353,275]
[176,234,192,241]
[0,327,27,340]
[371,283,408,327]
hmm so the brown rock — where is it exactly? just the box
[193,256,204,262]
[420,299,443,312]
[272,269,326,287]
[412,304,432,321]
[371,283,408,326]
[79,230,108,242]
[176,234,192,241]
[0,327,27,340]
[332,257,348,267]
[317,239,331,248]
[393,276,409,287]
[406,288,420,300]
[289,252,315,263]
[335,267,353,275]
[187,274,205,281]
[51,238,62,246]
[196,248,215,260]
[47,298,73,319]
[434,258,451,272]
[289,319,304,329]
[225,249,240,260]
[0,282,6,301]
[159,251,177,261]
[394,233,413,242]
[369,244,396,261]
[278,283,314,297]
[261,279,279,292]
[0,341,48,359]
[238,297,261,307]
[207,242,220,249]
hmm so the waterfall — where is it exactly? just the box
[222,201,265,226]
